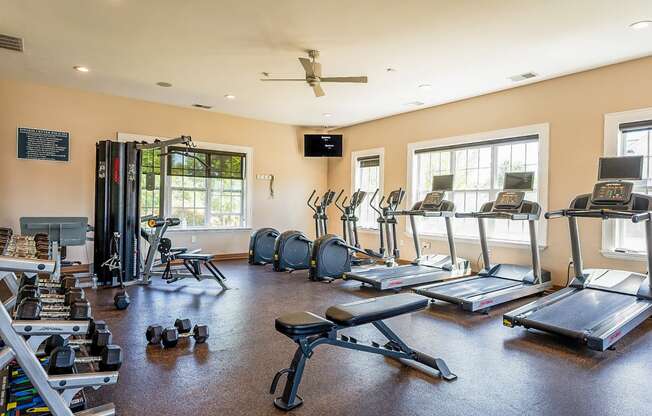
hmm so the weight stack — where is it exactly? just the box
[94,140,141,285]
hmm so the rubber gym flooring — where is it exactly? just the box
[85,260,652,416]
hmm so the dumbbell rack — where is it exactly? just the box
[0,234,118,415]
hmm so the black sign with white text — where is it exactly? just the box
[17,127,70,162]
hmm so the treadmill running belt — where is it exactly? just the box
[523,289,637,333]
[420,277,521,299]
[346,265,442,280]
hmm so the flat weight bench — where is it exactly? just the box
[160,252,230,290]
[270,293,457,410]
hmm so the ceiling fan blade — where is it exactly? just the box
[320,76,368,83]
[312,84,325,97]
[260,78,306,81]
[299,57,314,77]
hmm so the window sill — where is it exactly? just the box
[167,227,252,234]
[407,231,548,250]
[600,249,647,262]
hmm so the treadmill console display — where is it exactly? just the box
[420,191,444,210]
[494,191,525,209]
[591,181,633,204]
[431,175,454,192]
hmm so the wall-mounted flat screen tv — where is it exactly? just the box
[304,134,343,157]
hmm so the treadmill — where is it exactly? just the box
[415,172,551,312]
[344,175,471,290]
[504,156,652,351]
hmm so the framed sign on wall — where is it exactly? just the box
[17,127,70,162]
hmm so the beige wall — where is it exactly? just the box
[0,79,327,263]
[328,56,652,285]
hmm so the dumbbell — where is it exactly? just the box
[44,328,113,356]
[47,344,122,374]
[114,291,130,310]
[17,285,85,306]
[15,298,92,321]
[20,275,78,292]
[146,318,209,348]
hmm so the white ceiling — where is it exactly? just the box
[1,0,651,127]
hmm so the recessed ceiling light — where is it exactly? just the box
[323,113,332,118]
[73,66,89,73]
[630,20,652,30]
[156,81,172,87]
[418,84,432,90]
[224,94,236,100]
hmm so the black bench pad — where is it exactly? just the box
[325,293,428,327]
[177,253,214,261]
[276,312,336,337]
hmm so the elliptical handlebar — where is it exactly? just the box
[334,189,345,212]
[307,190,317,212]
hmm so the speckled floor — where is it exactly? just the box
[84,260,652,416]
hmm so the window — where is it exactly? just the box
[352,149,384,229]
[122,133,251,230]
[604,108,652,257]
[167,148,246,228]
[408,124,549,246]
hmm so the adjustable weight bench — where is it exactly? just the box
[161,252,230,290]
[270,293,456,410]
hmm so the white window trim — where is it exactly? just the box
[405,123,550,249]
[351,147,384,232]
[602,107,652,262]
[117,132,254,232]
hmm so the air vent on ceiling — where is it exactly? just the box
[0,34,24,52]
[509,72,537,82]
[192,104,212,109]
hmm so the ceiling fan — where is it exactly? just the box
[261,50,368,97]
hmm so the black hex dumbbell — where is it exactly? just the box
[17,285,85,306]
[44,328,113,356]
[146,318,209,348]
[47,344,122,374]
[15,298,92,321]
[20,275,78,293]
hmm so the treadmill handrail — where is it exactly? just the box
[388,210,450,218]
[632,212,651,223]
[545,208,647,220]
[455,212,536,220]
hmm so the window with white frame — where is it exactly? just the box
[409,125,548,245]
[135,139,249,230]
[167,148,246,228]
[352,149,384,229]
[604,109,652,256]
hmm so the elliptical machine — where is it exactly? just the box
[248,227,280,265]
[334,189,376,267]
[273,189,335,272]
[309,188,404,281]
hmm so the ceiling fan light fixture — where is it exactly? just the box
[73,66,89,73]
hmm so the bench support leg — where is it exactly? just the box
[273,345,308,410]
